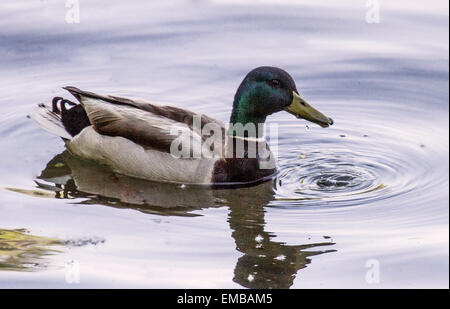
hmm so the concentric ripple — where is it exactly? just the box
[274,149,391,207]
[271,108,448,210]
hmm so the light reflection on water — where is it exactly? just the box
[0,228,62,271]
[0,0,448,288]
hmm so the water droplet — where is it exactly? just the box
[255,234,264,243]
[275,254,286,261]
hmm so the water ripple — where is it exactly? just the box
[271,105,448,211]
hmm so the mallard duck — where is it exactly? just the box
[34,66,333,186]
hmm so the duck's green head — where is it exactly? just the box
[230,66,333,129]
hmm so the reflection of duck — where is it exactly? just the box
[35,151,336,288]
[227,198,335,288]
[38,151,218,215]
[34,67,333,185]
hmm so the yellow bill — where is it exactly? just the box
[286,91,334,128]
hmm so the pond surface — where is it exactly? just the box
[0,0,448,288]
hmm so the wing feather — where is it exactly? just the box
[64,87,225,156]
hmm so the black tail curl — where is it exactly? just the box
[51,96,91,137]
[51,97,77,114]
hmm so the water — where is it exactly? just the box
[0,0,448,288]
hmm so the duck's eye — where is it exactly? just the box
[270,79,281,88]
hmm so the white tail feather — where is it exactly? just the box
[33,104,72,140]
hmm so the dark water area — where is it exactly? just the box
[0,0,448,288]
